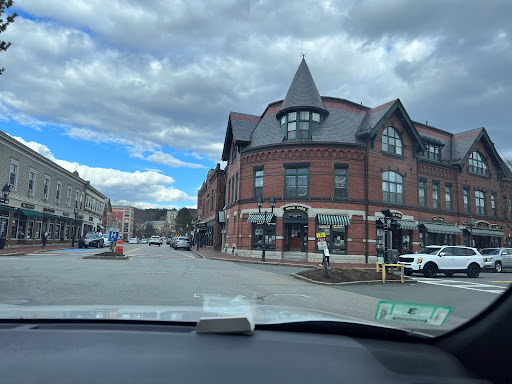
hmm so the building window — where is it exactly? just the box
[334,168,348,198]
[254,170,263,198]
[231,176,235,204]
[425,143,441,161]
[43,176,50,200]
[468,152,488,176]
[80,192,84,209]
[124,210,130,217]
[418,180,426,207]
[382,127,402,155]
[445,185,453,211]
[491,193,497,217]
[285,111,313,140]
[382,171,403,204]
[232,144,238,163]
[475,191,486,215]
[28,169,36,196]
[432,183,440,210]
[235,172,239,201]
[123,222,129,232]
[286,112,297,140]
[66,186,72,207]
[9,160,19,191]
[285,168,309,197]
[75,191,80,209]
[504,196,508,220]
[464,188,470,214]
[312,112,320,122]
[55,181,62,204]
[251,218,276,250]
[228,179,231,205]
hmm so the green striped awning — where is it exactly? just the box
[247,213,274,224]
[396,220,418,230]
[469,228,505,237]
[20,209,44,217]
[422,223,462,235]
[0,205,15,211]
[317,215,350,226]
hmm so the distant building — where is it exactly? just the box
[111,206,135,240]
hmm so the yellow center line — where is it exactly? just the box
[491,281,512,283]
[124,247,143,254]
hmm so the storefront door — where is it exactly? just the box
[289,224,302,251]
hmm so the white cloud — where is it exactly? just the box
[112,200,180,210]
[9,135,196,203]
[146,151,204,168]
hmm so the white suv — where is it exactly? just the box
[148,236,162,246]
[399,245,484,278]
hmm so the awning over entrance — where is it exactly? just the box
[19,209,44,217]
[0,205,15,211]
[247,213,274,224]
[468,228,505,237]
[422,223,462,235]
[396,220,418,230]
[317,214,350,226]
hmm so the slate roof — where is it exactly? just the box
[452,128,483,163]
[356,99,398,137]
[229,112,260,142]
[278,58,327,116]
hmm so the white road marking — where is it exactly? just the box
[411,278,508,294]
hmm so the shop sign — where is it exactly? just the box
[77,215,84,220]
[316,232,327,250]
[197,223,207,231]
[62,212,70,217]
[491,224,502,229]
[89,216,94,222]
[288,213,303,218]
[21,203,35,209]
[476,222,489,228]
[283,205,308,212]
[0,197,9,204]
[391,212,403,219]
[43,208,55,213]
[432,216,444,222]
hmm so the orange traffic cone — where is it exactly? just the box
[115,238,124,254]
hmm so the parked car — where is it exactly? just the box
[140,238,148,244]
[174,237,191,251]
[79,232,104,248]
[148,236,162,246]
[480,248,512,273]
[129,238,139,244]
[398,245,484,278]
[102,234,111,247]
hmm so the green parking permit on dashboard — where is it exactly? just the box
[375,301,451,326]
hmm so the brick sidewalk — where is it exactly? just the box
[0,244,71,256]
[192,246,374,269]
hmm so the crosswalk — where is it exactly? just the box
[411,277,509,294]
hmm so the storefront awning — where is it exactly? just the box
[247,213,274,224]
[396,220,418,230]
[468,228,505,237]
[19,209,44,217]
[317,215,350,226]
[0,205,15,211]
[422,223,462,235]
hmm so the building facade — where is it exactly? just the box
[0,131,107,248]
[111,206,135,240]
[102,198,113,232]
[197,163,226,250]
[217,59,512,263]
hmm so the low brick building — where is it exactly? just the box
[204,59,512,263]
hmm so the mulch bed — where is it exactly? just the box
[298,267,408,283]
[95,252,124,256]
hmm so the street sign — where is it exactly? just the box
[375,301,451,326]
[316,232,327,250]
[109,231,119,242]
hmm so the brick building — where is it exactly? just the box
[111,206,135,240]
[197,163,226,250]
[216,58,512,263]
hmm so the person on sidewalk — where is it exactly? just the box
[42,231,48,248]
[320,248,331,269]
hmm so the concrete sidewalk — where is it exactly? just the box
[0,244,72,256]
[192,246,374,269]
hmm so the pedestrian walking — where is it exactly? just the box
[42,231,48,248]
[321,248,331,269]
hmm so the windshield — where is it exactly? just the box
[0,0,510,339]
[480,249,500,255]
[417,247,441,255]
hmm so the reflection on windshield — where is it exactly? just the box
[417,247,441,255]
[480,249,499,255]
[85,232,99,239]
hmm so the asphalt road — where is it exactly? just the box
[0,243,510,336]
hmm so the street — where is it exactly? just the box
[0,243,510,336]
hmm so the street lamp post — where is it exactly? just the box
[467,216,475,248]
[257,195,276,262]
[72,207,79,247]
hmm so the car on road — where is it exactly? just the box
[102,234,111,247]
[480,248,512,273]
[140,238,148,244]
[148,236,162,246]
[79,232,104,248]
[129,238,139,244]
[399,245,484,278]
[173,237,191,251]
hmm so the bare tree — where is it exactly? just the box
[0,0,17,75]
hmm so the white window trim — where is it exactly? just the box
[66,186,72,207]
[9,159,19,191]
[43,176,51,200]
[28,168,36,196]
[55,181,62,204]
[80,192,84,209]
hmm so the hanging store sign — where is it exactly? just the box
[491,224,502,229]
[89,216,94,222]
[43,208,55,213]
[432,216,444,222]
[0,197,9,204]
[283,205,308,212]
[391,212,403,219]
[21,203,35,209]
[62,212,70,217]
[476,222,489,228]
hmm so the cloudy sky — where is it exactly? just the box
[1,0,511,208]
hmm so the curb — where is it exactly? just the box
[289,272,410,286]
[83,255,128,260]
[0,252,28,256]
[191,250,205,259]
[208,257,315,268]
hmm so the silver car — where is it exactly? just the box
[173,237,191,251]
[480,248,512,273]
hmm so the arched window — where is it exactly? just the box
[468,152,488,176]
[382,127,402,155]
[382,171,404,203]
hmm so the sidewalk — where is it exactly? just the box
[0,244,71,256]
[192,246,374,269]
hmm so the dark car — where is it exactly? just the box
[78,232,104,248]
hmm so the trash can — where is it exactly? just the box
[386,249,400,264]
[0,237,6,249]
